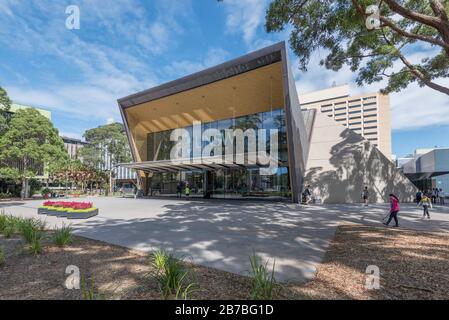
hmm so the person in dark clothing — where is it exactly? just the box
[176,183,182,198]
[384,194,400,228]
[302,185,312,204]
[415,191,422,204]
[362,186,369,206]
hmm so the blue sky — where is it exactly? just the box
[0,0,448,157]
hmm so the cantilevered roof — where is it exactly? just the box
[118,42,285,109]
[119,153,284,173]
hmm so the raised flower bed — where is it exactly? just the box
[37,201,98,219]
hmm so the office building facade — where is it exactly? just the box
[300,85,392,160]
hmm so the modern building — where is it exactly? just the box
[400,148,449,192]
[7,102,52,120]
[62,136,89,161]
[99,145,137,189]
[59,135,137,191]
[300,85,392,160]
[118,42,416,203]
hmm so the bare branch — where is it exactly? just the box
[382,30,449,96]
[380,16,449,50]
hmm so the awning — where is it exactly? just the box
[405,171,449,181]
[119,153,284,173]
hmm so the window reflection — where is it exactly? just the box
[145,107,291,199]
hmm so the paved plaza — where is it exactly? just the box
[2,197,449,282]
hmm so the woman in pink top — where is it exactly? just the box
[384,194,400,228]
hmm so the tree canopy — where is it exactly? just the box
[265,0,449,96]
[0,108,68,198]
[0,86,12,135]
[81,122,131,169]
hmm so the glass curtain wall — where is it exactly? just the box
[146,108,291,199]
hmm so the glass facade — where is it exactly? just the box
[146,108,291,199]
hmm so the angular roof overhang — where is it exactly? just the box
[405,171,449,181]
[119,153,285,174]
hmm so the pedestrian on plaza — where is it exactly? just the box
[415,190,422,204]
[418,194,433,219]
[176,183,182,198]
[431,189,437,204]
[439,188,445,205]
[302,185,312,204]
[384,193,400,228]
[185,185,190,197]
[362,186,369,206]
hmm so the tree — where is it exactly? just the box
[81,123,132,193]
[0,86,12,135]
[0,108,68,199]
[265,0,449,96]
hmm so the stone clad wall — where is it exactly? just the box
[304,111,417,203]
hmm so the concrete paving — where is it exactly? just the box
[2,197,449,282]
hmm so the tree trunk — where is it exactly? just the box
[109,170,113,195]
[21,177,27,200]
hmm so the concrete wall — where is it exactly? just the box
[304,111,417,203]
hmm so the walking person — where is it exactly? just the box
[418,194,433,219]
[415,190,422,204]
[439,188,445,205]
[176,182,182,198]
[431,189,437,204]
[185,184,190,198]
[302,185,312,204]
[384,194,400,228]
[362,186,369,206]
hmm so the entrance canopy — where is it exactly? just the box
[405,171,449,181]
[119,153,284,174]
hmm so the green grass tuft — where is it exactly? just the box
[53,223,73,247]
[149,249,197,300]
[249,253,278,300]
[81,274,105,300]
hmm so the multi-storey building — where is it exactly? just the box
[300,85,392,160]
[61,136,138,188]
[400,148,449,192]
[62,136,89,161]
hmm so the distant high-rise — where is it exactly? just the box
[300,85,392,160]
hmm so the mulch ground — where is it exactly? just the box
[1,223,449,300]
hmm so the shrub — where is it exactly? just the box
[0,247,5,267]
[248,253,278,300]
[150,249,197,300]
[19,218,42,244]
[41,188,51,196]
[152,249,170,272]
[28,232,43,255]
[53,223,73,247]
[0,211,7,233]
[3,224,14,238]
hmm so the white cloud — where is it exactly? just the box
[390,80,449,131]
[222,0,270,45]
[0,1,174,123]
[163,47,230,79]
